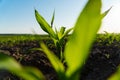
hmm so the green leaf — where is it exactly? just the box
[64,0,102,78]
[61,27,73,39]
[60,27,66,35]
[58,27,66,39]
[101,7,112,18]
[40,43,66,80]
[55,27,58,34]
[51,10,55,27]
[35,9,50,33]
[35,9,57,39]
[108,67,120,80]
[0,53,45,80]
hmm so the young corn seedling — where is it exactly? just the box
[0,0,111,80]
[40,0,111,80]
[35,10,73,61]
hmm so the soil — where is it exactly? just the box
[0,39,120,80]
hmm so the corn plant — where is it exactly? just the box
[40,0,111,80]
[0,0,111,80]
[35,9,73,61]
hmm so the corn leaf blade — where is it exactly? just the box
[35,10,57,39]
[0,53,45,80]
[58,27,66,39]
[61,27,73,39]
[40,43,66,79]
[60,27,66,35]
[64,0,102,77]
[108,67,120,80]
[101,7,112,18]
[51,10,55,27]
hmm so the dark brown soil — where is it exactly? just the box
[0,39,120,80]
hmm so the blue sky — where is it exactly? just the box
[0,0,120,34]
